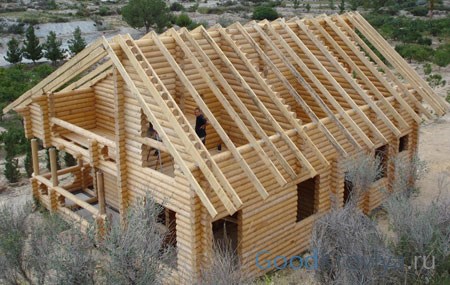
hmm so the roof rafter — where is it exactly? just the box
[149,30,269,200]
[61,59,113,92]
[216,25,329,167]
[277,19,389,143]
[244,22,364,150]
[314,16,411,129]
[172,28,293,184]
[101,36,219,217]
[117,35,243,216]
[334,15,432,120]
[292,19,403,137]
[228,23,347,157]
[197,26,316,177]
[349,12,447,115]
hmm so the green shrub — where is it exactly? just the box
[252,6,279,21]
[423,63,432,75]
[176,13,192,27]
[170,2,184,11]
[395,44,433,62]
[426,73,446,88]
[98,6,111,16]
[24,142,33,178]
[4,158,21,183]
[433,44,450,68]
[63,151,77,167]
[409,6,428,16]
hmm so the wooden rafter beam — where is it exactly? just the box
[101,36,218,217]
[230,22,347,157]
[170,28,288,186]
[315,16,412,130]
[291,20,402,138]
[181,28,298,180]
[198,26,316,177]
[4,39,106,113]
[150,31,269,200]
[121,34,244,215]
[61,59,113,92]
[349,12,447,115]
[244,22,364,150]
[332,15,432,120]
[277,19,389,143]
[216,26,329,167]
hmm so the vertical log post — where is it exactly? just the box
[78,158,86,191]
[96,171,106,215]
[31,139,40,201]
[49,148,58,211]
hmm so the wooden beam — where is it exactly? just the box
[333,15,431,121]
[96,171,106,215]
[238,22,362,150]
[292,19,401,137]
[31,138,40,176]
[349,12,446,115]
[120,34,241,215]
[197,26,316,177]
[61,59,113,92]
[49,147,58,211]
[151,31,269,199]
[216,26,329,167]
[276,20,389,143]
[4,39,106,113]
[51,117,115,148]
[227,23,347,157]
[179,28,297,181]
[315,16,410,130]
[104,36,218,217]
[169,29,287,186]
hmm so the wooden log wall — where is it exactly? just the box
[53,88,96,131]
[94,76,116,133]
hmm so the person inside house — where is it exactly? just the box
[194,107,208,145]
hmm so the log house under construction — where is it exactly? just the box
[4,12,447,283]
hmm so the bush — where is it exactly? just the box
[426,73,446,88]
[24,142,33,178]
[395,44,433,62]
[64,151,77,167]
[170,2,185,11]
[409,6,428,16]
[98,6,111,16]
[176,13,193,27]
[433,44,450,68]
[4,157,21,183]
[252,6,279,21]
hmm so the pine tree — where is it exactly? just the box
[22,26,43,63]
[4,158,21,183]
[4,37,23,65]
[339,0,345,13]
[68,27,86,56]
[43,31,65,65]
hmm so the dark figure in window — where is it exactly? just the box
[194,108,207,145]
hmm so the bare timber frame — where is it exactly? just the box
[4,13,447,283]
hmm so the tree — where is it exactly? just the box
[339,0,345,13]
[22,26,43,63]
[43,31,65,65]
[68,27,86,56]
[121,0,172,33]
[433,44,450,68]
[4,37,22,65]
[64,151,77,167]
[176,13,192,27]
[305,3,311,12]
[24,142,33,178]
[4,158,21,183]
[328,0,335,9]
[252,6,279,21]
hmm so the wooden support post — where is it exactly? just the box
[96,171,106,215]
[49,147,58,211]
[78,158,86,191]
[31,139,40,176]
